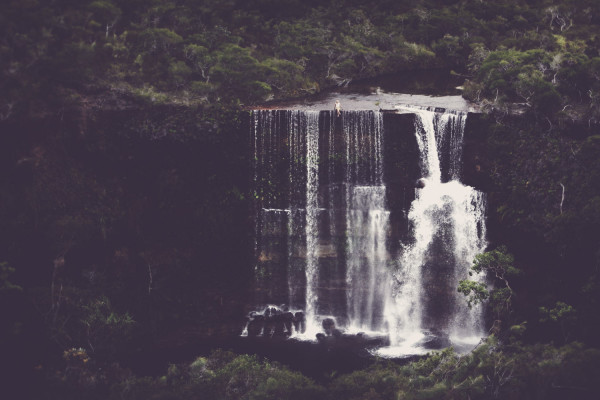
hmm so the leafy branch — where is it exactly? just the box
[458,246,520,324]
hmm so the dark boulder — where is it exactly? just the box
[294,311,306,334]
[282,312,294,335]
[247,315,264,337]
[269,311,293,337]
[322,318,336,336]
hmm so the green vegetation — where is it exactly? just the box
[45,340,600,400]
[2,0,600,398]
[2,0,599,119]
[458,246,520,324]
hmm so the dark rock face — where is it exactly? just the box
[421,231,458,332]
[384,113,422,257]
[0,106,254,347]
[461,112,489,191]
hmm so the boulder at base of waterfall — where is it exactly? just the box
[273,311,293,336]
[247,314,264,337]
[294,311,306,334]
[322,318,336,336]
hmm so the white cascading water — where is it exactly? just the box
[252,110,322,336]
[382,108,487,355]
[304,111,320,334]
[343,111,390,332]
[286,110,305,310]
[346,185,389,331]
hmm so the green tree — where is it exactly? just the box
[88,1,122,38]
[81,296,135,356]
[458,246,520,325]
[539,301,577,343]
[184,43,214,82]
[261,58,315,96]
[211,44,272,102]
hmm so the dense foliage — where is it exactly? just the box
[42,338,600,400]
[2,0,600,119]
[458,246,520,326]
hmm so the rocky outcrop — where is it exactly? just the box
[244,306,304,337]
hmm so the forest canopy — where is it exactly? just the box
[1,0,600,120]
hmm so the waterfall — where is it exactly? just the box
[252,110,322,334]
[287,110,306,310]
[385,108,487,352]
[250,107,486,351]
[343,111,390,332]
[304,111,320,332]
[346,185,389,331]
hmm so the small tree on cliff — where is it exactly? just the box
[458,246,521,331]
